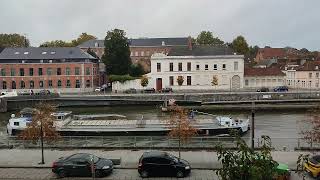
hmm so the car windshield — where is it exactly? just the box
[167,153,179,163]
[67,153,100,163]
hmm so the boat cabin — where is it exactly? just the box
[216,116,244,127]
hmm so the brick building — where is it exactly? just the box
[78,37,191,72]
[0,47,99,93]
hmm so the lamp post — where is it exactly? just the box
[37,120,44,164]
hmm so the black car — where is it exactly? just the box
[273,86,289,92]
[138,151,191,178]
[161,87,173,93]
[124,88,137,94]
[52,153,113,178]
[143,88,156,93]
[257,87,269,92]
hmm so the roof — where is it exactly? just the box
[167,45,235,56]
[142,151,167,158]
[244,66,285,76]
[0,47,96,60]
[257,48,286,59]
[293,61,320,71]
[77,37,189,48]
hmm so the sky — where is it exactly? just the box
[0,0,319,51]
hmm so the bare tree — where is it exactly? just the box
[166,106,197,159]
[300,106,320,145]
[19,102,60,164]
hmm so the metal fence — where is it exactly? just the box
[1,136,319,151]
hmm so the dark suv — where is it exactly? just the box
[138,151,191,178]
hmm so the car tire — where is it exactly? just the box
[176,171,184,178]
[95,170,102,178]
[57,169,66,178]
[140,170,148,178]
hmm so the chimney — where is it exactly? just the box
[187,36,193,51]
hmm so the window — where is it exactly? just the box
[309,73,312,78]
[169,76,174,86]
[86,80,90,87]
[19,68,24,76]
[41,52,47,55]
[24,52,29,55]
[29,68,33,76]
[29,81,34,89]
[20,81,26,89]
[75,67,80,75]
[75,80,81,88]
[66,67,71,75]
[10,68,15,76]
[205,64,208,70]
[66,80,71,88]
[245,79,249,86]
[234,62,239,71]
[213,64,217,70]
[146,51,150,56]
[222,64,226,70]
[38,68,43,76]
[316,83,319,88]
[187,62,191,71]
[86,67,90,75]
[1,69,5,76]
[57,80,62,88]
[39,81,44,88]
[178,63,182,71]
[130,52,133,56]
[135,52,138,56]
[196,64,200,70]
[12,81,16,89]
[47,68,52,75]
[2,81,7,89]
[187,76,191,85]
[169,63,173,71]
[157,63,161,72]
[141,51,144,56]
[57,68,61,75]
[48,80,52,88]
[14,122,19,126]
[317,73,319,78]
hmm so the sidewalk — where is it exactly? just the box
[0,149,312,169]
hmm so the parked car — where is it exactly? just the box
[304,155,320,178]
[143,88,156,93]
[257,87,269,92]
[274,162,291,179]
[39,89,50,95]
[124,88,137,94]
[161,87,173,93]
[52,153,113,178]
[95,87,102,92]
[138,151,191,178]
[273,86,289,92]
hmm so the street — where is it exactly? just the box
[0,168,313,180]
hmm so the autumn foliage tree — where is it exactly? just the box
[300,105,320,145]
[140,76,149,87]
[19,102,60,142]
[167,106,198,159]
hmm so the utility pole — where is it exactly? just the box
[251,101,255,150]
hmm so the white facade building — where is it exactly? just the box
[149,51,244,91]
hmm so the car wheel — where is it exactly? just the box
[176,171,184,178]
[140,170,148,178]
[95,170,102,178]
[57,169,66,178]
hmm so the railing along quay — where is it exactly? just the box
[1,136,319,151]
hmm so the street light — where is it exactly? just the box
[37,120,44,164]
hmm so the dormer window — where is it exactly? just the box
[50,51,56,55]
[162,41,165,46]
[40,60,43,63]
[24,52,29,55]
[14,52,20,55]
[42,52,47,54]
[49,60,53,63]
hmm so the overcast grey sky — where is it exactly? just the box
[1,0,319,50]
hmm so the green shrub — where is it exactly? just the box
[108,74,137,83]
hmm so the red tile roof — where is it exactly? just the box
[295,61,320,71]
[244,66,285,76]
[257,48,286,59]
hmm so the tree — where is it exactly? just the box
[71,33,96,46]
[177,76,184,86]
[39,40,73,47]
[217,133,278,180]
[247,45,260,62]
[231,35,249,55]
[196,31,224,46]
[19,102,59,164]
[140,76,149,87]
[0,33,30,48]
[167,106,197,159]
[102,29,131,75]
[300,106,320,145]
[129,63,145,77]
[211,75,218,86]
[87,48,99,59]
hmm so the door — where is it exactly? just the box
[73,159,91,177]
[231,75,241,89]
[156,78,162,91]
[157,158,175,177]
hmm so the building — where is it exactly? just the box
[0,47,99,93]
[78,37,191,72]
[255,48,286,63]
[148,46,244,91]
[244,66,285,89]
[285,61,320,89]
